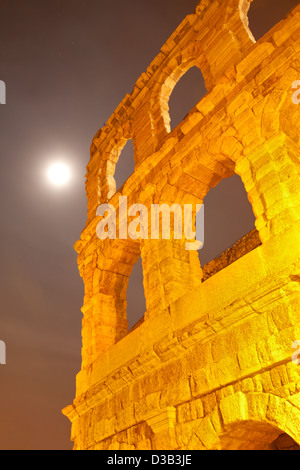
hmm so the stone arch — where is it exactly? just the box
[232,69,300,243]
[199,173,257,269]
[137,147,241,313]
[92,124,134,205]
[239,0,256,43]
[168,66,207,132]
[145,139,262,295]
[150,41,212,135]
[222,0,258,51]
[204,391,300,450]
[102,136,128,201]
[218,421,296,450]
[163,142,259,240]
[196,0,257,62]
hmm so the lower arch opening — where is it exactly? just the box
[218,421,300,450]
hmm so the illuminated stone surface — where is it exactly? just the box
[63,0,300,450]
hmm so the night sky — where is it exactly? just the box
[0,0,298,450]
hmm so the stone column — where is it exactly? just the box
[146,407,177,450]
[141,220,203,316]
[76,236,140,369]
[236,135,300,243]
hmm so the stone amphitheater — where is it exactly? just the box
[63,0,300,450]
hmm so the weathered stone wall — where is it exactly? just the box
[63,0,300,450]
[125,228,261,331]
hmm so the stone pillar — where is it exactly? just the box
[236,135,300,243]
[141,238,202,315]
[76,237,140,368]
[146,407,177,450]
[131,98,158,165]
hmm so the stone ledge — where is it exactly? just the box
[202,228,261,281]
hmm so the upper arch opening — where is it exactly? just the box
[199,174,259,280]
[160,64,207,133]
[168,66,207,131]
[113,139,135,192]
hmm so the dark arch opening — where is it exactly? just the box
[114,139,135,191]
[126,256,146,331]
[168,66,207,131]
[248,0,299,41]
[198,174,259,280]
[218,421,300,450]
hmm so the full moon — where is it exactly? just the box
[47,162,71,187]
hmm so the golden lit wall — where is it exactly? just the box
[63,0,300,450]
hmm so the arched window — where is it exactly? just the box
[126,256,146,331]
[168,66,207,131]
[114,139,135,191]
[198,174,260,280]
[248,0,299,41]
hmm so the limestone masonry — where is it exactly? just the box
[63,0,300,450]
